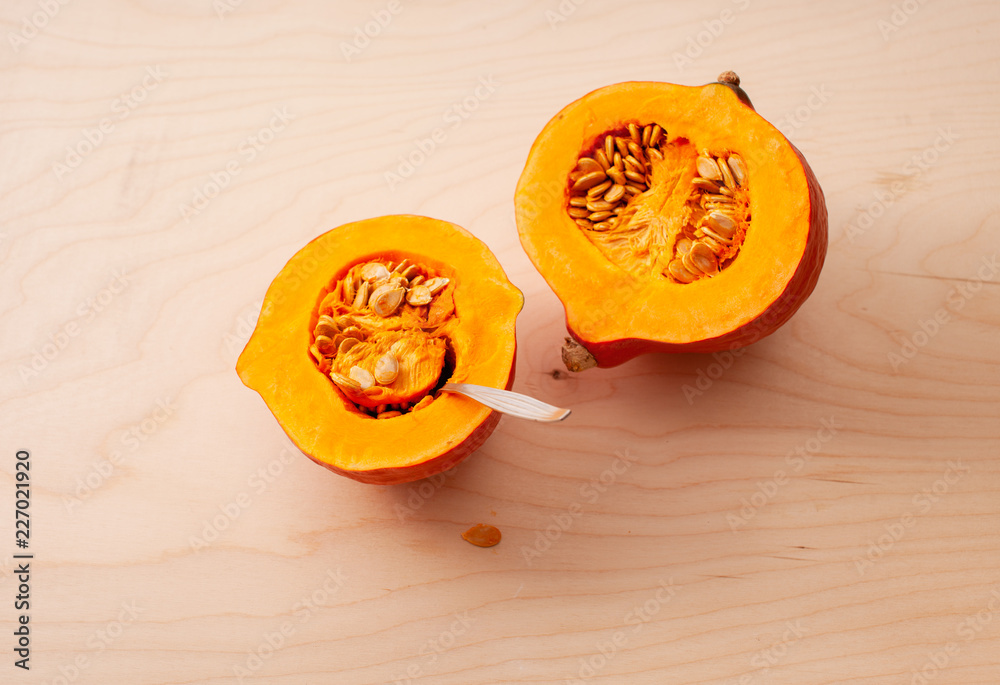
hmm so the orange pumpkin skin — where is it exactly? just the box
[515,76,828,368]
[236,215,522,485]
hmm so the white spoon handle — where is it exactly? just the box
[440,383,571,422]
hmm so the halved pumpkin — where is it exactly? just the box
[515,72,827,369]
[237,215,523,484]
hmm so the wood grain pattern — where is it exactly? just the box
[1,0,998,683]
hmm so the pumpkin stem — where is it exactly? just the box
[714,71,753,109]
[717,71,740,86]
[561,337,598,372]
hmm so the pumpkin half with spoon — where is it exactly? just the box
[237,215,523,484]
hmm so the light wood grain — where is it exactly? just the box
[1,0,999,683]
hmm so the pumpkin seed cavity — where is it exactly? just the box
[567,123,750,283]
[309,258,455,419]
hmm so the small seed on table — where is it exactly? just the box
[462,523,501,547]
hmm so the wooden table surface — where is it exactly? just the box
[2,1,999,683]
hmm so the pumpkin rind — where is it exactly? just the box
[515,78,828,368]
[236,215,523,484]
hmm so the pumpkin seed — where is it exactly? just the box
[697,156,722,181]
[607,167,628,185]
[330,372,361,393]
[315,335,337,355]
[692,177,720,193]
[577,157,602,174]
[705,210,737,238]
[462,523,501,547]
[624,169,645,184]
[649,125,663,147]
[615,137,630,158]
[361,263,390,283]
[424,277,449,295]
[727,154,747,186]
[604,184,626,203]
[353,280,369,309]
[373,353,398,385]
[701,224,734,245]
[370,284,405,317]
[701,235,726,255]
[314,315,338,339]
[349,365,375,389]
[718,155,737,189]
[685,242,719,275]
[667,259,697,283]
[573,171,606,191]
[406,284,433,305]
[587,200,615,212]
[587,180,613,198]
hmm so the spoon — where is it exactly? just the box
[440,383,570,422]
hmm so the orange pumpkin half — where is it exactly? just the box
[236,215,523,484]
[515,72,827,370]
